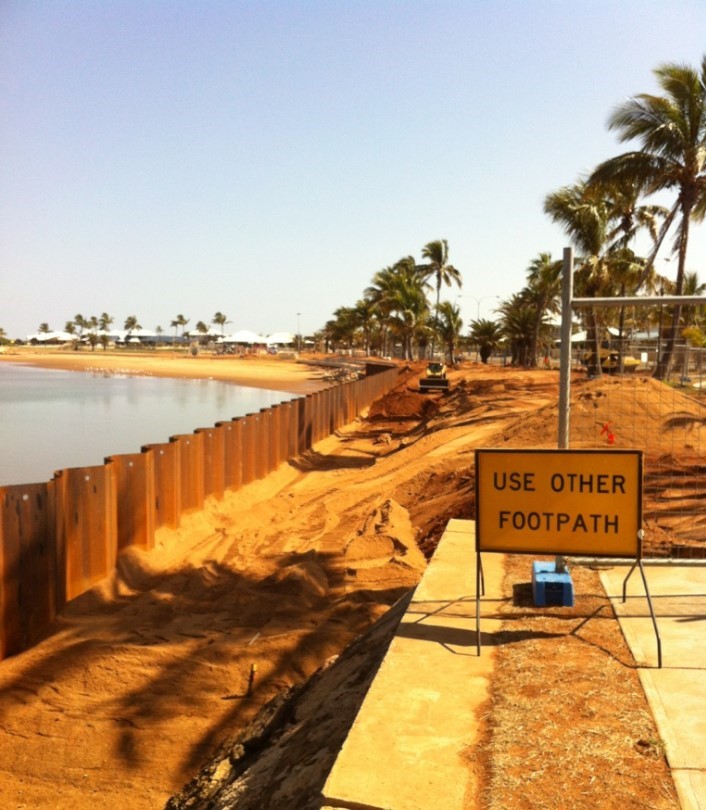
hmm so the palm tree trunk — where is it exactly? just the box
[655,209,690,380]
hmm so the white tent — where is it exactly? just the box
[221,329,265,344]
[265,331,295,345]
[26,330,75,343]
[110,329,157,341]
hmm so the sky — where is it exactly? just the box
[2,1,706,340]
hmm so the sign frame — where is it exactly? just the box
[473,448,662,667]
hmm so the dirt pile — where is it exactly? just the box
[166,593,412,810]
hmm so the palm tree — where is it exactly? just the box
[497,295,546,367]
[194,321,209,343]
[366,257,431,358]
[434,301,463,364]
[0,327,8,344]
[212,312,229,336]
[98,312,113,351]
[353,299,376,356]
[544,180,613,375]
[589,56,706,379]
[73,314,88,337]
[329,306,360,351]
[469,318,505,364]
[38,322,51,334]
[525,253,562,366]
[84,315,99,351]
[420,240,462,355]
[172,314,189,343]
[124,315,141,344]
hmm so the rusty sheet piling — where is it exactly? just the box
[0,364,400,660]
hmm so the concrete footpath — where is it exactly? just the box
[600,563,706,810]
[322,518,504,810]
[321,521,706,810]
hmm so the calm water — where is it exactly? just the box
[0,364,294,487]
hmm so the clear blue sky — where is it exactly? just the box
[2,1,705,340]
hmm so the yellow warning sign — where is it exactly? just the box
[475,449,642,557]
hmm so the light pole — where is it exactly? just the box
[473,295,499,321]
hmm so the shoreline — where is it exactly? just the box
[0,349,328,395]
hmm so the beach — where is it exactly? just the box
[0,348,328,394]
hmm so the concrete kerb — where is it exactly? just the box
[321,519,505,810]
[600,564,706,810]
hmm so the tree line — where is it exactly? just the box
[321,55,706,376]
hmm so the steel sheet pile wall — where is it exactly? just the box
[0,364,399,660]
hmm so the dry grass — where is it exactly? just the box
[473,556,679,810]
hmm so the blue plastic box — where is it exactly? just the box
[531,561,574,607]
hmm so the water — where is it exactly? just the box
[0,364,294,487]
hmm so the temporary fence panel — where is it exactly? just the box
[557,255,706,560]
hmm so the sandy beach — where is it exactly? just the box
[0,348,330,394]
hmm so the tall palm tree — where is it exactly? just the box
[525,253,562,367]
[170,314,189,345]
[434,301,463,364]
[353,298,376,356]
[544,180,612,375]
[498,294,546,367]
[365,257,430,358]
[589,56,706,379]
[330,306,360,351]
[97,312,113,351]
[84,315,99,351]
[212,311,229,336]
[420,240,462,356]
[124,315,141,344]
[73,314,88,339]
[98,312,113,332]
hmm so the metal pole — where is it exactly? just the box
[556,247,573,575]
[558,247,573,450]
